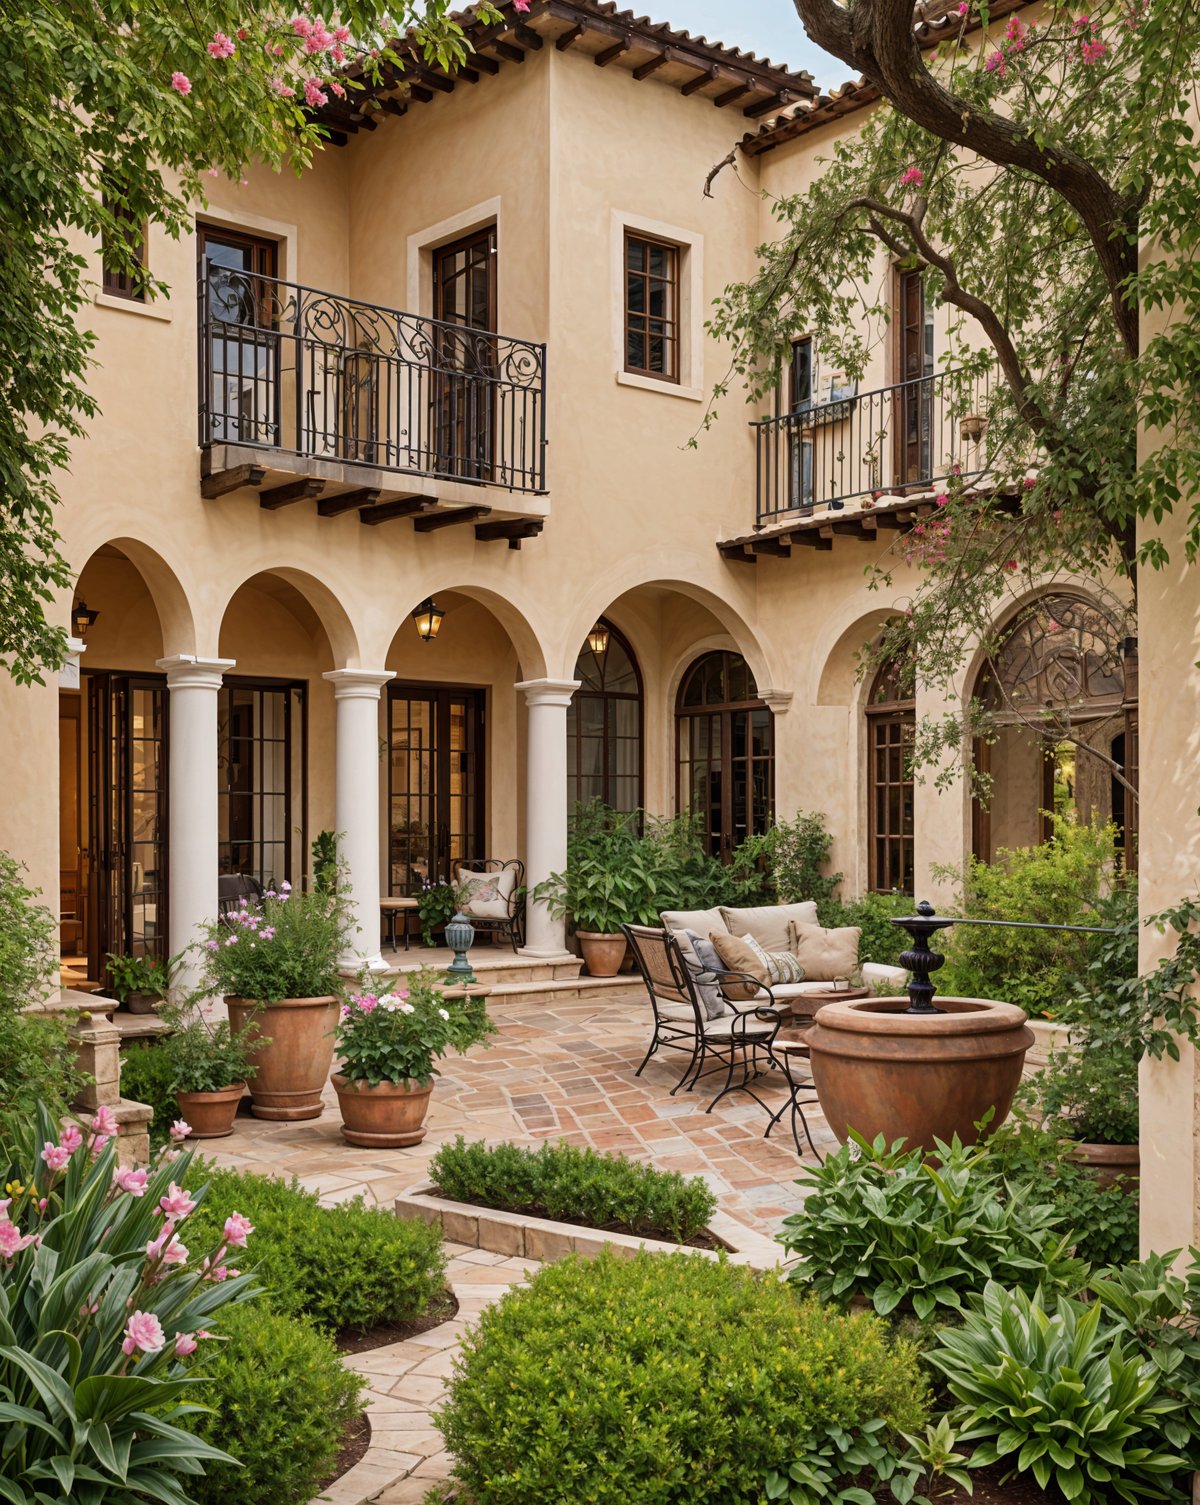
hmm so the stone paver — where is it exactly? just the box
[207,989,833,1235]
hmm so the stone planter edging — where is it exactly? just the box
[395,1184,783,1271]
[1024,1018,1072,1073]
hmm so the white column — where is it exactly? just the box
[157,655,235,991]
[517,678,580,959]
[323,669,394,970]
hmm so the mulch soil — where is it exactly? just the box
[930,1462,1057,1504]
[318,1411,371,1491]
[335,1290,460,1355]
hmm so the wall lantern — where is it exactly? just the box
[71,601,100,640]
[587,622,610,656]
[412,598,445,643]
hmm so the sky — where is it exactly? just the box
[642,0,847,88]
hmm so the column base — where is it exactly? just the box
[340,953,391,976]
[517,947,579,964]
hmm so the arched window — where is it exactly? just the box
[676,651,774,860]
[567,619,643,814]
[971,592,1135,862]
[866,656,916,893]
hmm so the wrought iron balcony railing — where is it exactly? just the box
[198,260,547,494]
[752,367,993,527]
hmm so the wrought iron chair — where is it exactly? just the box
[622,924,783,1110]
[217,873,263,926]
[455,858,525,952]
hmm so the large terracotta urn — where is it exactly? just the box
[226,996,339,1121]
[1069,1140,1140,1190]
[576,931,627,978]
[807,995,1034,1153]
[331,1075,434,1147]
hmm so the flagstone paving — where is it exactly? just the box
[206,988,835,1235]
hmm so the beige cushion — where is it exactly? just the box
[708,931,768,1000]
[721,902,818,953]
[458,866,517,920]
[788,920,862,983]
[661,908,728,943]
[863,962,908,993]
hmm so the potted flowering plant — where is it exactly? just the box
[158,1001,260,1139]
[331,967,496,1146]
[195,879,357,1123]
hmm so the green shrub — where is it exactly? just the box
[184,1163,446,1333]
[928,1281,1190,1503]
[429,1137,717,1244]
[780,1132,1088,1319]
[189,1301,364,1505]
[118,1039,180,1149]
[436,1248,928,1504]
[934,816,1118,1018]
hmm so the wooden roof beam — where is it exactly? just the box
[714,82,753,107]
[493,39,526,63]
[201,463,267,500]
[681,65,718,96]
[595,37,632,67]
[470,51,501,73]
[515,25,544,49]
[475,518,544,548]
[555,22,586,50]
[632,51,670,79]
[316,487,384,518]
[358,495,437,525]
[259,477,326,510]
[412,505,492,532]
[744,89,793,119]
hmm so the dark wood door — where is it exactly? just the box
[86,673,168,982]
[199,224,280,447]
[895,268,934,485]
[432,227,496,480]
[388,687,484,893]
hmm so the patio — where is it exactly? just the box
[205,987,834,1237]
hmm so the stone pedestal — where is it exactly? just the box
[69,1011,153,1167]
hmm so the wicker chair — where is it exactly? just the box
[622,924,783,1110]
[455,858,525,952]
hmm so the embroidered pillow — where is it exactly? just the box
[457,865,517,920]
[766,949,805,984]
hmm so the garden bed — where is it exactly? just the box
[335,1290,459,1355]
[318,1412,372,1492]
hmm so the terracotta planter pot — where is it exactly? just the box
[124,991,161,1016]
[176,1083,247,1139]
[226,996,339,1121]
[331,1073,434,1147]
[1069,1140,1140,1190]
[577,931,627,978]
[807,996,1034,1154]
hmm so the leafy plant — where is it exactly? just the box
[435,1247,928,1504]
[186,1301,364,1505]
[0,1102,258,1503]
[182,1163,446,1335]
[103,951,178,1004]
[535,805,664,933]
[157,1003,259,1094]
[750,810,844,909]
[193,882,357,1003]
[780,1131,1088,1320]
[429,1137,717,1244]
[928,1281,1189,1503]
[417,878,469,946]
[0,851,57,1010]
[336,969,496,1087]
[117,1041,180,1151]
[310,829,339,894]
[765,1416,972,1505]
[818,891,913,969]
[934,816,1119,1019]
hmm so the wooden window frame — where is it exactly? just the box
[624,231,680,384]
[567,619,644,815]
[101,198,148,302]
[866,661,916,895]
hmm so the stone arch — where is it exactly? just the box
[72,537,197,659]
[815,605,903,709]
[378,583,549,682]
[213,566,362,667]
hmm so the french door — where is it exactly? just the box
[676,653,774,862]
[218,679,306,891]
[388,687,485,894]
[432,227,496,480]
[199,224,280,448]
[895,268,934,485]
[85,673,168,981]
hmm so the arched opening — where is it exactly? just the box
[675,650,773,860]
[971,592,1135,862]
[865,654,916,894]
[567,619,643,814]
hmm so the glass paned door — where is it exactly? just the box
[896,268,934,485]
[218,681,305,891]
[199,225,280,447]
[86,674,168,982]
[388,687,484,893]
[676,653,774,861]
[432,227,496,481]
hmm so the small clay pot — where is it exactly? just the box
[124,991,162,1016]
[226,996,339,1121]
[576,931,628,978]
[1069,1140,1140,1190]
[176,1084,247,1139]
[807,995,1034,1153]
[331,1074,434,1147]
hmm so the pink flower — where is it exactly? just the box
[207,31,236,58]
[170,1120,192,1142]
[304,77,329,107]
[292,14,313,35]
[116,1167,149,1197]
[957,1,969,12]
[206,1263,231,1282]
[175,1332,198,1357]
[935,493,948,507]
[60,1124,83,1154]
[985,50,1005,74]
[91,1134,110,1156]
[121,1310,165,1356]
[260,926,276,940]
[1023,476,1037,490]
[330,80,346,96]
[899,166,924,188]
[92,1105,118,1137]
[514,0,530,10]
[1003,560,1019,573]
[161,1234,189,1267]
[170,72,192,96]
[146,1222,175,1261]
[223,1213,254,1248]
[270,78,295,98]
[40,1142,72,1173]
[159,1183,196,1221]
[0,1221,35,1260]
[1080,38,1108,62]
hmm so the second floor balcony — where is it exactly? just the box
[197,259,547,535]
[752,367,994,530]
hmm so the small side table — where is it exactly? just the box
[777,982,871,1038]
[380,897,419,952]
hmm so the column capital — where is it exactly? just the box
[156,655,235,691]
[323,668,394,701]
[65,637,87,657]
[760,689,793,715]
[516,677,580,709]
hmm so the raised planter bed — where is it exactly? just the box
[395,1185,782,1270]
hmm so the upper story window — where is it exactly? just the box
[624,232,679,383]
[789,337,814,412]
[101,198,147,302]
[894,267,935,485]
